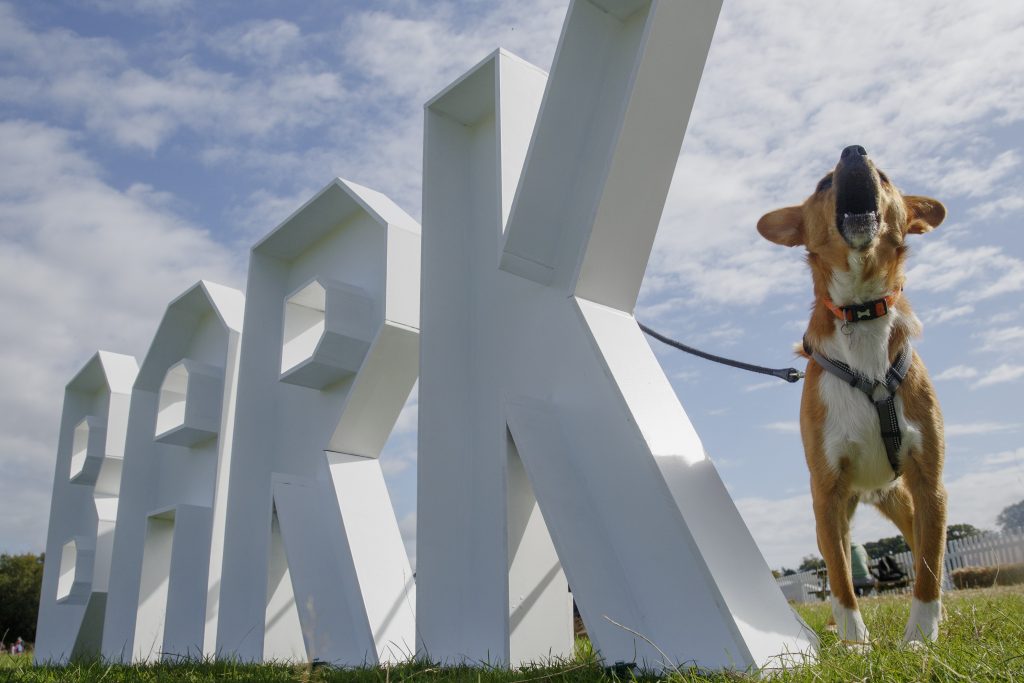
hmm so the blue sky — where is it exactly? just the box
[1,0,1022,571]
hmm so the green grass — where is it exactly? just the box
[4,586,1023,682]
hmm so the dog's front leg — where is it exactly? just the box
[812,476,869,645]
[902,450,947,644]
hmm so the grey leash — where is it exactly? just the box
[640,321,912,477]
[638,323,805,383]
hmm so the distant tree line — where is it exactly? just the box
[0,553,43,645]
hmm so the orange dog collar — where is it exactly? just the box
[822,289,901,323]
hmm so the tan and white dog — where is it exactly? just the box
[757,145,948,646]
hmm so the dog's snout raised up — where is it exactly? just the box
[835,144,879,249]
[840,144,868,160]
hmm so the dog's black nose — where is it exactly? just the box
[841,145,868,161]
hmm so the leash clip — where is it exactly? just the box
[780,368,805,383]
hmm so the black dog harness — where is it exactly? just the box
[807,341,913,478]
[642,286,914,479]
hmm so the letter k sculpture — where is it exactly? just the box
[416,0,818,672]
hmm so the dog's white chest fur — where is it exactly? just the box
[816,258,921,492]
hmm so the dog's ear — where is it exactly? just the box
[905,196,946,235]
[757,206,805,247]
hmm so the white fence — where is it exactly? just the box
[776,569,825,604]
[776,528,1024,602]
[942,528,1024,571]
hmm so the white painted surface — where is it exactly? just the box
[154,359,224,447]
[418,48,563,668]
[271,475,372,663]
[101,281,244,662]
[263,510,305,662]
[69,417,106,483]
[215,179,418,665]
[328,452,417,662]
[35,351,137,664]
[418,0,816,671]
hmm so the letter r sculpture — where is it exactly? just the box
[215,179,419,665]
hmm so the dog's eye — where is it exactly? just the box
[816,175,833,193]
[878,171,890,185]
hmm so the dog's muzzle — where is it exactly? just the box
[835,145,880,249]
[841,211,880,248]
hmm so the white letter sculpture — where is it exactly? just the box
[215,179,419,665]
[35,352,138,663]
[417,0,817,671]
[101,281,244,662]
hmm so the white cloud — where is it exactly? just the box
[393,384,419,435]
[339,3,565,106]
[735,493,814,569]
[945,422,1019,437]
[379,387,418,486]
[737,458,1024,569]
[0,5,347,152]
[380,453,414,477]
[88,0,191,15]
[223,185,328,241]
[745,380,783,392]
[8,0,1022,308]
[763,421,800,434]
[905,240,1024,302]
[970,193,1024,220]
[0,120,241,551]
[926,151,1020,200]
[989,311,1019,325]
[636,296,685,322]
[211,19,302,66]
[977,326,1024,354]
[693,322,746,347]
[643,0,1024,312]
[973,364,1024,388]
[945,465,1024,532]
[982,447,1024,467]
[399,511,417,569]
[923,305,974,326]
[932,365,979,382]
[977,264,1024,300]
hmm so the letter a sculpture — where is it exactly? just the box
[101,281,245,662]
[417,0,818,671]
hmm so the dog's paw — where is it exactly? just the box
[901,639,929,652]
[839,640,872,654]
[903,598,941,644]
[831,597,870,643]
